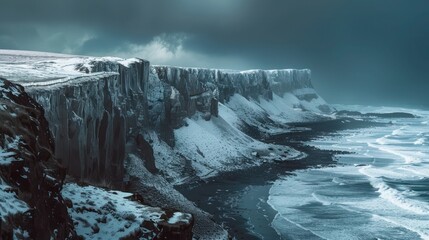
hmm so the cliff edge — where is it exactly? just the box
[0,49,332,239]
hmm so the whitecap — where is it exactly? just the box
[367,142,421,164]
[359,167,429,215]
[392,128,404,136]
[414,138,425,145]
[371,214,429,240]
[332,177,346,185]
[311,192,332,206]
[375,136,388,145]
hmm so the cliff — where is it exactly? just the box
[0,50,331,239]
[1,52,330,185]
[0,78,77,239]
[152,66,331,133]
[0,77,195,240]
[23,58,149,185]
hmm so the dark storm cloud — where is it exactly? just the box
[1,0,429,108]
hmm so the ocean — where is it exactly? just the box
[178,105,429,239]
[268,105,429,239]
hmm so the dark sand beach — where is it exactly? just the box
[177,118,383,239]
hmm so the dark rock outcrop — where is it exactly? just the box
[0,78,77,239]
[135,134,157,173]
[27,59,149,185]
[157,211,194,240]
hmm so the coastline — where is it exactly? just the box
[177,118,382,239]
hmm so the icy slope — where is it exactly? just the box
[149,113,302,182]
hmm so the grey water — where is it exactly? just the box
[179,105,429,240]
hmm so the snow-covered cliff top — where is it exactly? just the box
[152,64,310,75]
[0,49,310,87]
[0,49,141,87]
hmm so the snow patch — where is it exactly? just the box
[0,177,29,221]
[167,212,192,224]
[62,183,165,239]
[0,137,21,166]
[118,58,141,67]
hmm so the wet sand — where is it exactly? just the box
[177,118,383,239]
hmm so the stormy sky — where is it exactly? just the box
[1,0,429,108]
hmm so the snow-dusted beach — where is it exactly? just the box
[179,106,429,240]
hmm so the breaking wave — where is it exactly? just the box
[268,106,429,239]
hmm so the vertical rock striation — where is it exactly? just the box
[26,59,149,185]
[152,66,330,131]
[6,56,329,185]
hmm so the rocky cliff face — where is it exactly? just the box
[2,54,330,185]
[152,66,328,116]
[151,66,331,141]
[24,58,149,185]
[0,77,195,240]
[1,51,331,239]
[153,67,312,107]
[0,78,77,239]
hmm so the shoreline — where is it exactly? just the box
[177,118,381,239]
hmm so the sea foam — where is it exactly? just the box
[268,106,429,239]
